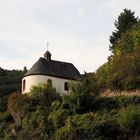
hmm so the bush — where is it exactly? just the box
[0,121,7,137]
[118,105,140,133]
[62,83,96,114]
[115,96,134,108]
[0,111,12,122]
[93,97,118,111]
[7,93,31,126]
[55,118,121,140]
[92,96,140,111]
[0,96,8,112]
[21,107,49,140]
[17,130,43,140]
[30,84,62,107]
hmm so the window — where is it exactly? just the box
[64,82,69,91]
[47,79,52,87]
[23,79,26,92]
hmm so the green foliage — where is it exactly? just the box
[107,46,140,90]
[16,130,42,140]
[55,113,121,140]
[110,8,138,51]
[21,107,49,140]
[1,82,140,139]
[89,96,140,112]
[0,111,13,139]
[118,105,140,133]
[0,111,11,122]
[6,85,62,140]
[96,21,140,91]
[96,63,111,90]
[48,109,71,129]
[8,93,31,126]
[30,84,62,106]
[0,67,26,97]
[0,96,8,112]
[63,82,96,114]
[114,22,140,55]
[81,72,97,95]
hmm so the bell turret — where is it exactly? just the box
[44,51,51,61]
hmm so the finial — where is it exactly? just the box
[47,42,49,51]
[44,42,51,61]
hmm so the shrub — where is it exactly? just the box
[55,118,121,140]
[8,93,31,126]
[48,109,71,130]
[93,97,118,111]
[115,96,134,108]
[17,130,43,140]
[30,84,62,107]
[0,96,8,112]
[118,105,140,133]
[0,111,12,122]
[21,107,49,140]
[92,96,140,111]
[62,83,96,114]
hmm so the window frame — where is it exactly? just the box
[47,79,52,87]
[64,82,69,91]
[23,79,26,92]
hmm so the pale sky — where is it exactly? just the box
[0,0,140,73]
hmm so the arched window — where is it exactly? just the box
[64,82,69,91]
[47,79,52,87]
[23,79,26,92]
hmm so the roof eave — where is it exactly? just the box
[23,73,81,81]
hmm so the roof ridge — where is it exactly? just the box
[39,57,73,65]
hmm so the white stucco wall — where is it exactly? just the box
[22,75,74,94]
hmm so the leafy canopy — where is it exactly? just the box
[109,8,138,52]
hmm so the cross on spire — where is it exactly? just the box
[44,42,51,61]
[47,42,49,51]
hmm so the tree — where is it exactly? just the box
[0,68,26,97]
[96,63,111,90]
[62,80,96,114]
[106,22,140,91]
[109,9,138,52]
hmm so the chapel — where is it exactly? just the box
[22,50,80,94]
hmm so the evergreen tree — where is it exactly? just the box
[109,9,138,52]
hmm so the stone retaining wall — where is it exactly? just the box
[99,89,140,97]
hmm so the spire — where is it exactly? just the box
[47,42,49,51]
[44,42,51,61]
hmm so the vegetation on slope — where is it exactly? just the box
[0,84,140,140]
[96,9,140,92]
[0,67,27,97]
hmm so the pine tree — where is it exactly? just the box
[109,9,138,52]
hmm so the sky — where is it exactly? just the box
[0,0,140,73]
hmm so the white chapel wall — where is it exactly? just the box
[22,75,73,94]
